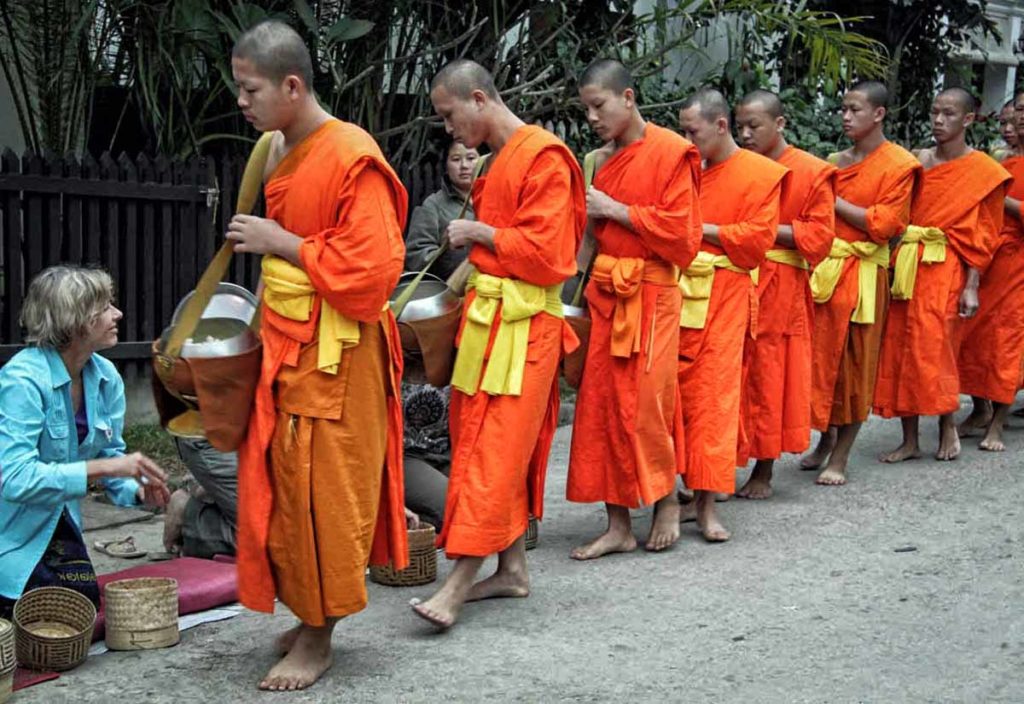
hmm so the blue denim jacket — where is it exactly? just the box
[0,346,140,599]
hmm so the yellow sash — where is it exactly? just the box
[678,251,755,329]
[451,273,563,396]
[764,248,809,270]
[261,255,361,374]
[809,239,889,324]
[890,225,948,301]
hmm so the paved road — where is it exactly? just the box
[16,410,1024,703]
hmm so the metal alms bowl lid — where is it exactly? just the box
[170,282,258,327]
[390,272,460,323]
[162,282,260,359]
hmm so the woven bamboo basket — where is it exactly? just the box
[104,578,180,651]
[0,617,13,704]
[369,526,437,587]
[0,618,14,675]
[13,587,96,672]
[525,515,539,551]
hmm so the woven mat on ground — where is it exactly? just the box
[13,666,59,692]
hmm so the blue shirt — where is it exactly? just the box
[0,346,140,600]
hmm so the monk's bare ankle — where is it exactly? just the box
[800,429,835,470]
[737,460,774,499]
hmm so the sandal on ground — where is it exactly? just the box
[93,536,146,559]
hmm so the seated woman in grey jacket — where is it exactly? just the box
[404,141,481,280]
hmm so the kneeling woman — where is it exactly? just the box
[0,266,170,618]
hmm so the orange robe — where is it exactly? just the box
[875,151,1011,417]
[957,156,1024,403]
[810,142,920,429]
[439,125,586,558]
[678,148,788,494]
[236,120,409,626]
[566,124,702,507]
[740,146,836,462]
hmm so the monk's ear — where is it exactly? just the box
[716,116,730,134]
[776,115,787,132]
[283,74,304,99]
[873,105,887,124]
[470,88,489,110]
[623,87,635,107]
[963,111,976,128]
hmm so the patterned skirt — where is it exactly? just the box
[0,509,100,620]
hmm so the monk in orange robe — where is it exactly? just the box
[676,88,788,541]
[225,21,408,691]
[732,90,836,499]
[957,90,1024,450]
[565,60,701,558]
[801,81,921,486]
[410,60,585,629]
[875,88,1011,461]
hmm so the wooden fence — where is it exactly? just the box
[0,118,581,368]
[0,149,446,366]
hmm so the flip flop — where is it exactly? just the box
[93,536,147,559]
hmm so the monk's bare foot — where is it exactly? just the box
[678,500,697,523]
[258,625,334,691]
[570,528,637,561]
[409,593,460,630]
[979,432,1006,452]
[879,443,922,463]
[162,489,189,553]
[800,430,835,470]
[275,624,303,655]
[737,461,774,500]
[645,495,681,552]
[936,418,961,461]
[958,401,992,437]
[737,476,773,499]
[815,465,847,486]
[465,569,530,602]
[695,492,730,542]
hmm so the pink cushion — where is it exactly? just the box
[92,557,238,641]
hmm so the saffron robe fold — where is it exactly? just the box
[678,148,788,494]
[740,145,836,462]
[439,125,586,558]
[875,150,1011,417]
[810,141,921,429]
[567,124,702,507]
[957,155,1024,403]
[237,120,409,625]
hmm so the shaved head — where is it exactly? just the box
[579,59,635,94]
[232,20,313,88]
[937,86,977,114]
[848,80,888,109]
[431,59,499,100]
[737,89,783,119]
[681,88,731,127]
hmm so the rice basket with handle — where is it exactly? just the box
[104,578,180,651]
[13,587,96,672]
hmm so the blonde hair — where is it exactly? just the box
[20,266,114,350]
